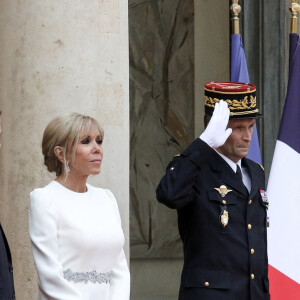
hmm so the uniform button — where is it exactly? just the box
[248,199,252,204]
[9,266,13,273]
[248,224,252,230]
[204,282,209,287]
[251,248,255,254]
[222,200,226,205]
[251,274,255,280]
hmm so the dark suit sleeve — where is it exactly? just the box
[0,224,15,299]
[156,138,212,209]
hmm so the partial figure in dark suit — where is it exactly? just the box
[0,111,16,299]
[157,82,270,300]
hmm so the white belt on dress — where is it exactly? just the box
[63,269,112,284]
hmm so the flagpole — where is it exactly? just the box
[230,0,241,34]
[290,0,300,34]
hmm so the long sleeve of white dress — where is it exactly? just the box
[29,188,82,300]
[105,190,130,300]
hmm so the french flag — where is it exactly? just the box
[267,33,300,299]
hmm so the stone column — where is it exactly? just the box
[0,0,129,298]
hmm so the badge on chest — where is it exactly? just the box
[215,185,232,228]
[259,189,268,204]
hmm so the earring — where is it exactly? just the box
[66,161,70,173]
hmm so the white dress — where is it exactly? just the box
[29,181,130,300]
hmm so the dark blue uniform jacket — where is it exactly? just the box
[156,139,270,300]
[0,223,15,300]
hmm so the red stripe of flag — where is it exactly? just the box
[269,264,300,299]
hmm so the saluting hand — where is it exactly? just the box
[200,100,232,148]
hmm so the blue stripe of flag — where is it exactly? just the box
[231,34,262,164]
[278,34,300,154]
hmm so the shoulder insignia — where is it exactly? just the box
[257,163,264,171]
[173,154,180,158]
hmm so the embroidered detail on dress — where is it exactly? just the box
[63,269,112,284]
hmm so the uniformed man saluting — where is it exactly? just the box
[156,82,270,300]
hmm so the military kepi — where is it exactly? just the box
[204,81,262,119]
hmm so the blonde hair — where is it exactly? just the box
[42,113,104,176]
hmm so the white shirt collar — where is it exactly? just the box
[214,149,241,172]
[213,149,251,193]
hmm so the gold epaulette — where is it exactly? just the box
[173,154,180,158]
[257,163,264,171]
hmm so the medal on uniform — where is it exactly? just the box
[259,189,270,227]
[215,185,232,197]
[259,189,268,203]
[215,185,231,228]
[220,209,229,227]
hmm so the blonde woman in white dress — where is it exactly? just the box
[29,113,130,300]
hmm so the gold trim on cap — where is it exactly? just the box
[205,96,257,111]
[205,87,256,95]
[230,109,259,116]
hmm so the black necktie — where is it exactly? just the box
[236,164,249,195]
[236,164,243,182]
